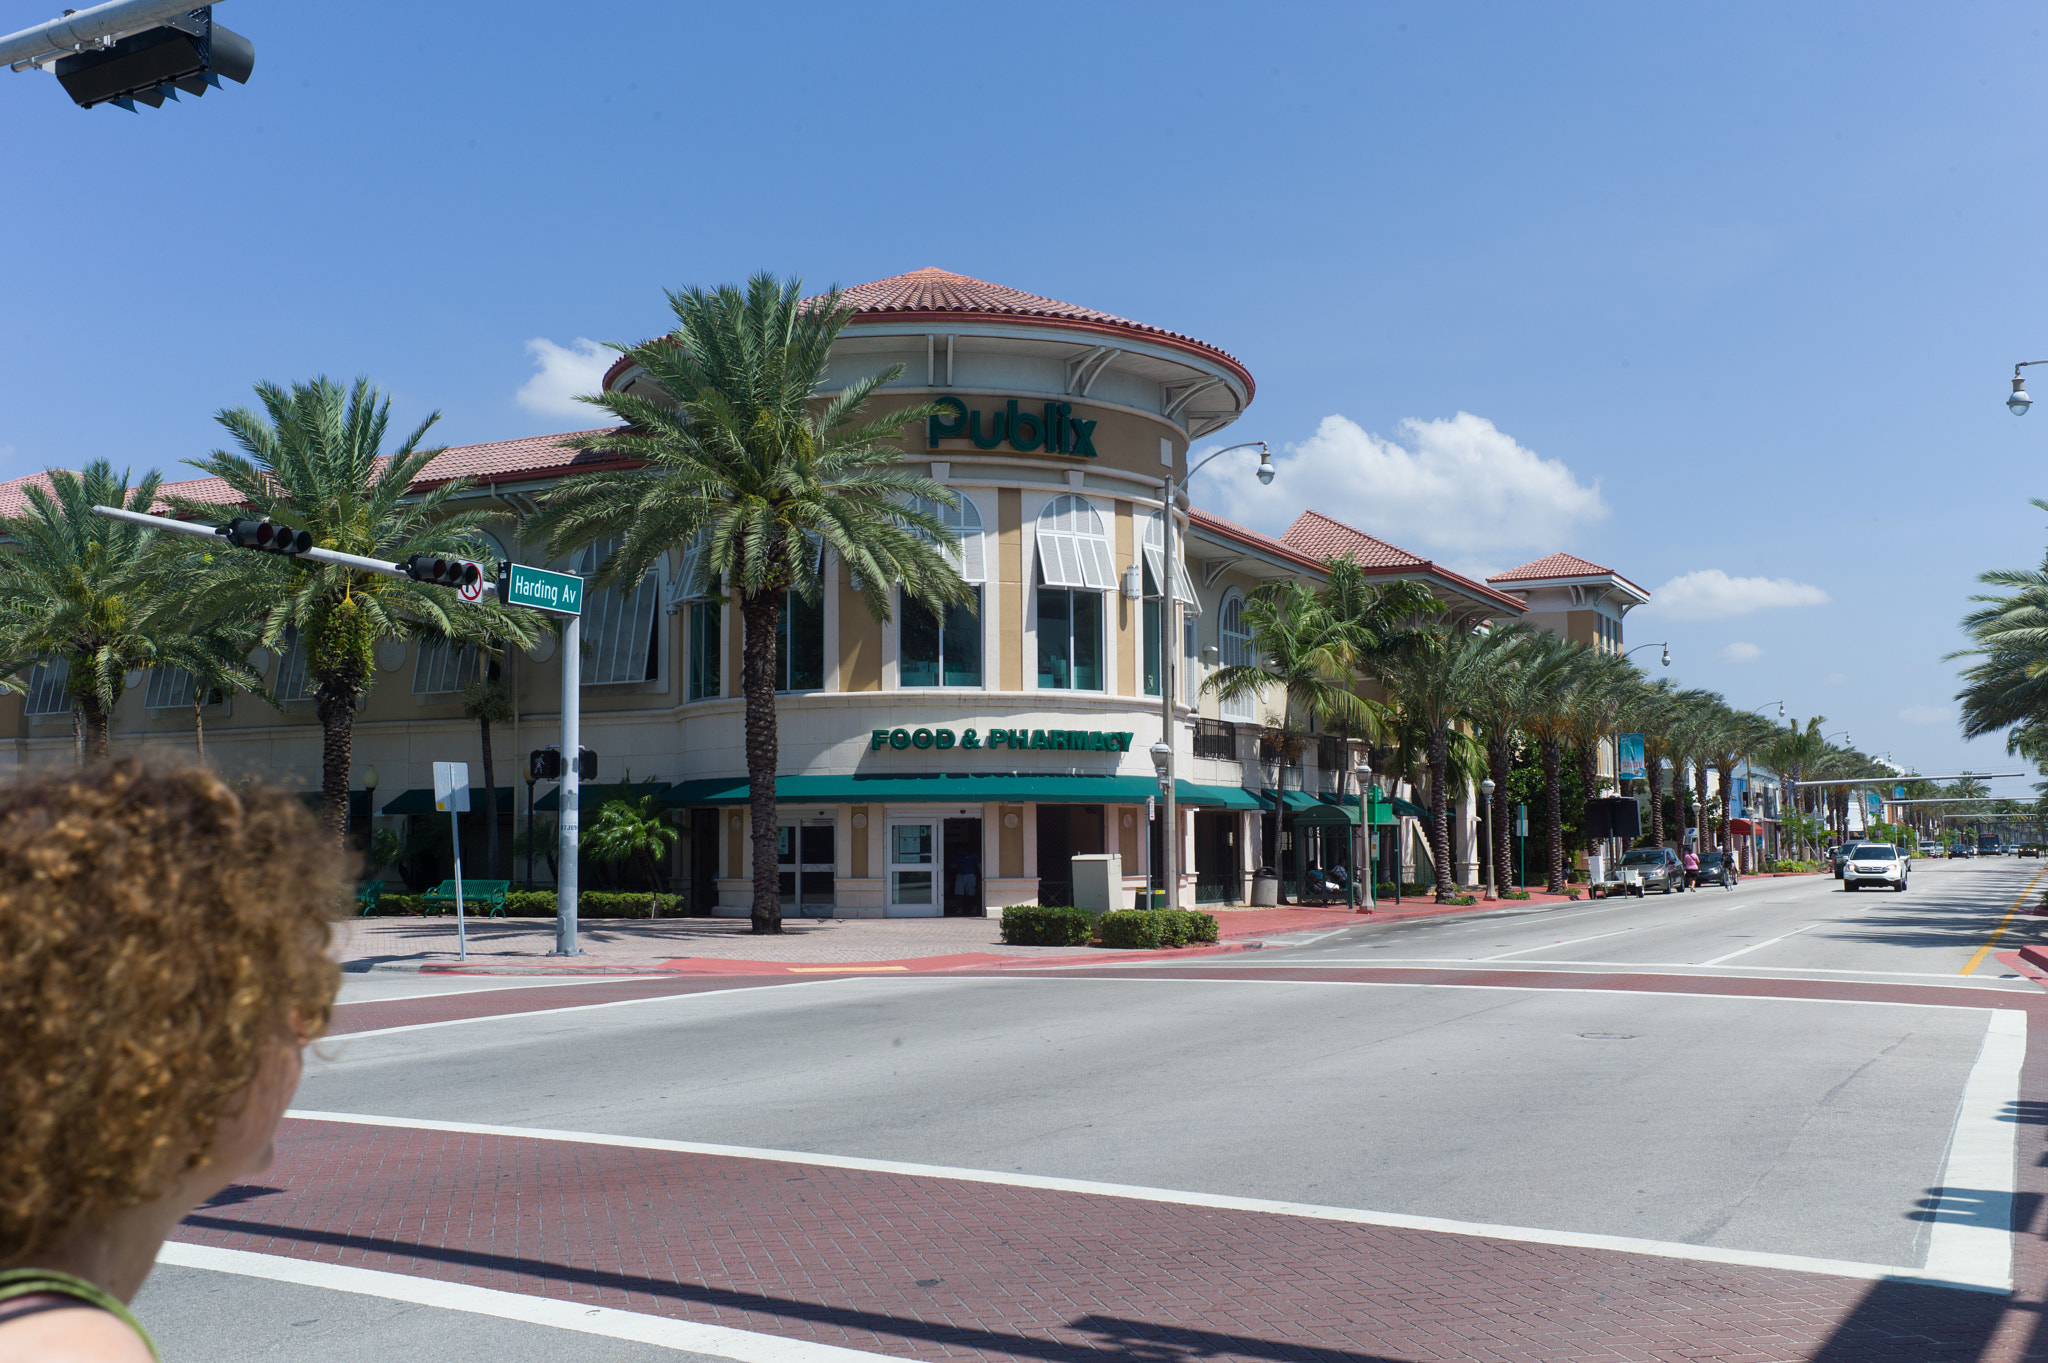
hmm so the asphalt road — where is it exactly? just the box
[138,856,2048,1362]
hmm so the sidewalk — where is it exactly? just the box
[334,889,1588,976]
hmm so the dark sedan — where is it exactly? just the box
[1692,852,1738,888]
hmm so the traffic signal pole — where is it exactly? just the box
[557,612,580,956]
[1,0,220,68]
[89,505,502,595]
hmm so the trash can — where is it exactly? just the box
[1251,868,1280,907]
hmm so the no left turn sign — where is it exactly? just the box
[456,560,485,604]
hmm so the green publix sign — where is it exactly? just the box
[927,397,1097,457]
[871,725,1134,754]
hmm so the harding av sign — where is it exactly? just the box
[927,397,1098,457]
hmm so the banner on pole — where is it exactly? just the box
[1618,733,1646,782]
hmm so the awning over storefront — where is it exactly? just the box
[1727,818,1754,835]
[1388,795,1428,819]
[1257,789,1325,813]
[1296,794,1400,827]
[534,781,670,813]
[373,787,515,817]
[653,773,1266,808]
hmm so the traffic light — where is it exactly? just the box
[53,8,254,112]
[219,518,311,555]
[528,747,596,781]
[404,556,481,590]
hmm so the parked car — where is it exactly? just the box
[1948,844,1976,858]
[1692,851,1738,888]
[1616,847,1687,895]
[1843,843,1909,892]
[1829,845,1855,878]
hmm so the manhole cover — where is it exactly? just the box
[1578,1032,1637,1040]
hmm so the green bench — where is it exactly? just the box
[422,879,511,917]
[354,881,383,916]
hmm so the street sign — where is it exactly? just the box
[433,761,471,813]
[502,562,584,615]
[456,561,485,604]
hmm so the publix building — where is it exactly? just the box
[0,268,1639,913]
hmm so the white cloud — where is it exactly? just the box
[1193,412,1608,554]
[1642,569,1829,621]
[1720,642,1763,663]
[1898,704,1954,725]
[1826,672,1849,684]
[516,337,612,418]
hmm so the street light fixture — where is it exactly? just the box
[1625,641,1670,668]
[1355,756,1374,913]
[2009,361,2048,414]
[1154,441,1270,912]
[1479,777,1497,900]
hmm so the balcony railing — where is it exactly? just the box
[1193,718,1237,761]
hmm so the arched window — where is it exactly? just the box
[570,537,662,686]
[1034,495,1111,691]
[1141,511,1199,613]
[902,493,985,687]
[1218,591,1254,720]
[1034,495,1116,590]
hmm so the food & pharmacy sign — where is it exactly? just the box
[870,725,1135,754]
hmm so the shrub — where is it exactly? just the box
[1502,889,1531,900]
[1374,882,1397,899]
[370,888,686,918]
[1096,909,1218,949]
[1765,859,1823,874]
[1000,904,1094,946]
[1444,894,1478,906]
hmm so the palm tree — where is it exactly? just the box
[1616,676,1680,847]
[170,377,542,839]
[1517,639,1602,893]
[584,784,679,911]
[1558,651,1636,863]
[0,462,255,760]
[461,660,512,878]
[1369,616,1518,901]
[525,274,973,934]
[1466,628,1576,895]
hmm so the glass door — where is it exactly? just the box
[888,820,937,916]
[777,822,837,918]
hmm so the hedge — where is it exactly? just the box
[372,889,687,918]
[1096,909,1219,950]
[1765,860,1823,874]
[999,904,1094,946]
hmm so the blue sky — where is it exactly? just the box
[2,1,2043,784]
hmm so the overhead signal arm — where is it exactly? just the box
[3,1,252,111]
[90,504,501,597]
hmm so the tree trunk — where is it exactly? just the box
[315,680,359,846]
[1646,744,1666,847]
[740,591,783,934]
[1488,730,1512,893]
[1695,757,1711,852]
[1542,734,1565,893]
[479,713,499,879]
[1578,745,1601,864]
[192,698,206,765]
[78,694,110,762]
[1428,726,1453,901]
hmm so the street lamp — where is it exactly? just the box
[360,765,378,844]
[2009,361,2048,414]
[1625,641,1670,668]
[1155,440,1271,912]
[1479,777,1497,900]
[1354,754,1374,913]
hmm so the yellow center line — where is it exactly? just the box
[785,965,909,973]
[1960,867,2048,975]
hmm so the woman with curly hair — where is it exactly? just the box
[0,763,342,1361]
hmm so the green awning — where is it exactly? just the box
[375,787,515,816]
[655,773,1262,808]
[534,781,670,813]
[1258,789,1325,813]
[1297,797,1398,827]
[1389,795,1429,819]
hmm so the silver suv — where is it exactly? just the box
[1843,843,1909,892]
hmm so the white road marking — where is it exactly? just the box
[1254,958,2036,983]
[1699,924,1820,967]
[278,1109,2010,1293]
[334,976,669,1005]
[1481,926,1644,960]
[156,1243,897,1362]
[322,976,869,1043]
[1921,1009,2028,1289]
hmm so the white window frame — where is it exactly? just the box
[23,658,70,717]
[908,492,987,584]
[1033,494,1116,591]
[1142,510,1199,613]
[412,636,481,696]
[1219,590,1255,721]
[274,626,312,702]
[571,537,664,688]
[144,666,227,711]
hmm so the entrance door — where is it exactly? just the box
[689,808,719,915]
[887,820,938,916]
[777,821,837,918]
[943,818,984,917]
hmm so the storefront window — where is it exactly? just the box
[776,590,824,692]
[1037,587,1102,690]
[688,600,720,700]
[1219,591,1254,720]
[901,585,982,687]
[1142,561,1161,697]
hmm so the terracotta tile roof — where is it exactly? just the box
[0,427,633,521]
[1280,510,1426,569]
[1488,551,1649,599]
[1196,508,1524,614]
[602,267,1254,398]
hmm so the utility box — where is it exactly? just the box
[1071,853,1123,912]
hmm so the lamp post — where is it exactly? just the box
[1355,755,1373,913]
[1479,777,1497,900]
[1156,440,1273,911]
[2007,360,2048,414]
[1624,641,1671,669]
